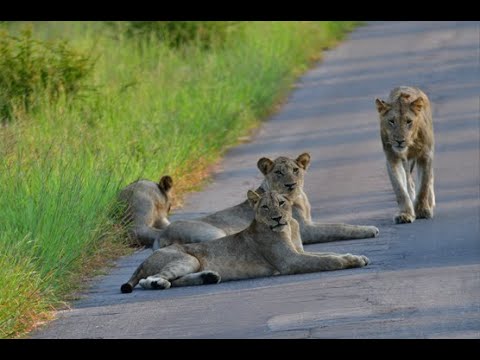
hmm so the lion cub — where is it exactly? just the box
[121,190,369,293]
[375,86,435,224]
[117,176,173,246]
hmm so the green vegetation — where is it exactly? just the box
[106,21,240,49]
[0,26,94,123]
[0,21,358,338]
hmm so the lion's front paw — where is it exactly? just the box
[415,205,433,219]
[344,254,369,267]
[368,226,380,238]
[360,255,370,266]
[394,212,415,224]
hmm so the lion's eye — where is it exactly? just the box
[279,201,285,206]
[274,170,282,175]
[262,205,269,209]
[388,119,395,126]
[293,168,299,173]
[406,119,413,125]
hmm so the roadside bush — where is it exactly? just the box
[107,21,242,49]
[0,26,95,123]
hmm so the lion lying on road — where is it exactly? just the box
[121,190,369,293]
[152,153,379,250]
[117,175,173,246]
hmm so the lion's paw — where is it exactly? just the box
[344,254,369,267]
[368,226,380,237]
[139,276,171,290]
[415,205,433,219]
[359,255,370,266]
[201,271,221,284]
[394,212,415,224]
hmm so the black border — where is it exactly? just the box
[1,2,479,21]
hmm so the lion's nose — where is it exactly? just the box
[284,183,297,190]
[395,139,405,146]
[272,216,282,222]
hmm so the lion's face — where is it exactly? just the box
[257,153,310,200]
[376,94,424,154]
[247,190,292,233]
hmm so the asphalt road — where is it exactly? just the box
[32,21,480,339]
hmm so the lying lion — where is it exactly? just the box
[121,190,370,293]
[152,153,378,249]
[117,175,173,246]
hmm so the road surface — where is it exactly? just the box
[32,21,480,339]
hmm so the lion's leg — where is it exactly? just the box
[429,182,436,208]
[386,160,415,224]
[312,251,343,256]
[121,247,199,293]
[282,252,369,274]
[404,159,416,202]
[152,231,173,251]
[171,271,221,287]
[300,223,379,244]
[139,255,201,290]
[152,220,227,250]
[130,225,164,248]
[415,155,435,219]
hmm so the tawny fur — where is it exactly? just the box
[121,190,370,293]
[152,153,379,250]
[375,86,435,224]
[117,175,173,246]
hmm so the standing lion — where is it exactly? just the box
[375,86,435,224]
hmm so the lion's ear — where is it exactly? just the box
[247,190,261,208]
[158,175,173,193]
[296,153,311,170]
[375,98,391,115]
[257,157,274,175]
[410,97,424,115]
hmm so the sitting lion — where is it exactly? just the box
[121,190,370,293]
[375,86,435,224]
[117,175,173,246]
[152,153,379,250]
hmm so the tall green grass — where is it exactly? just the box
[0,21,358,338]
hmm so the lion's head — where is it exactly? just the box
[257,153,310,200]
[247,190,293,233]
[154,175,174,228]
[375,93,424,154]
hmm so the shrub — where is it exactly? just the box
[107,21,242,49]
[0,26,95,123]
